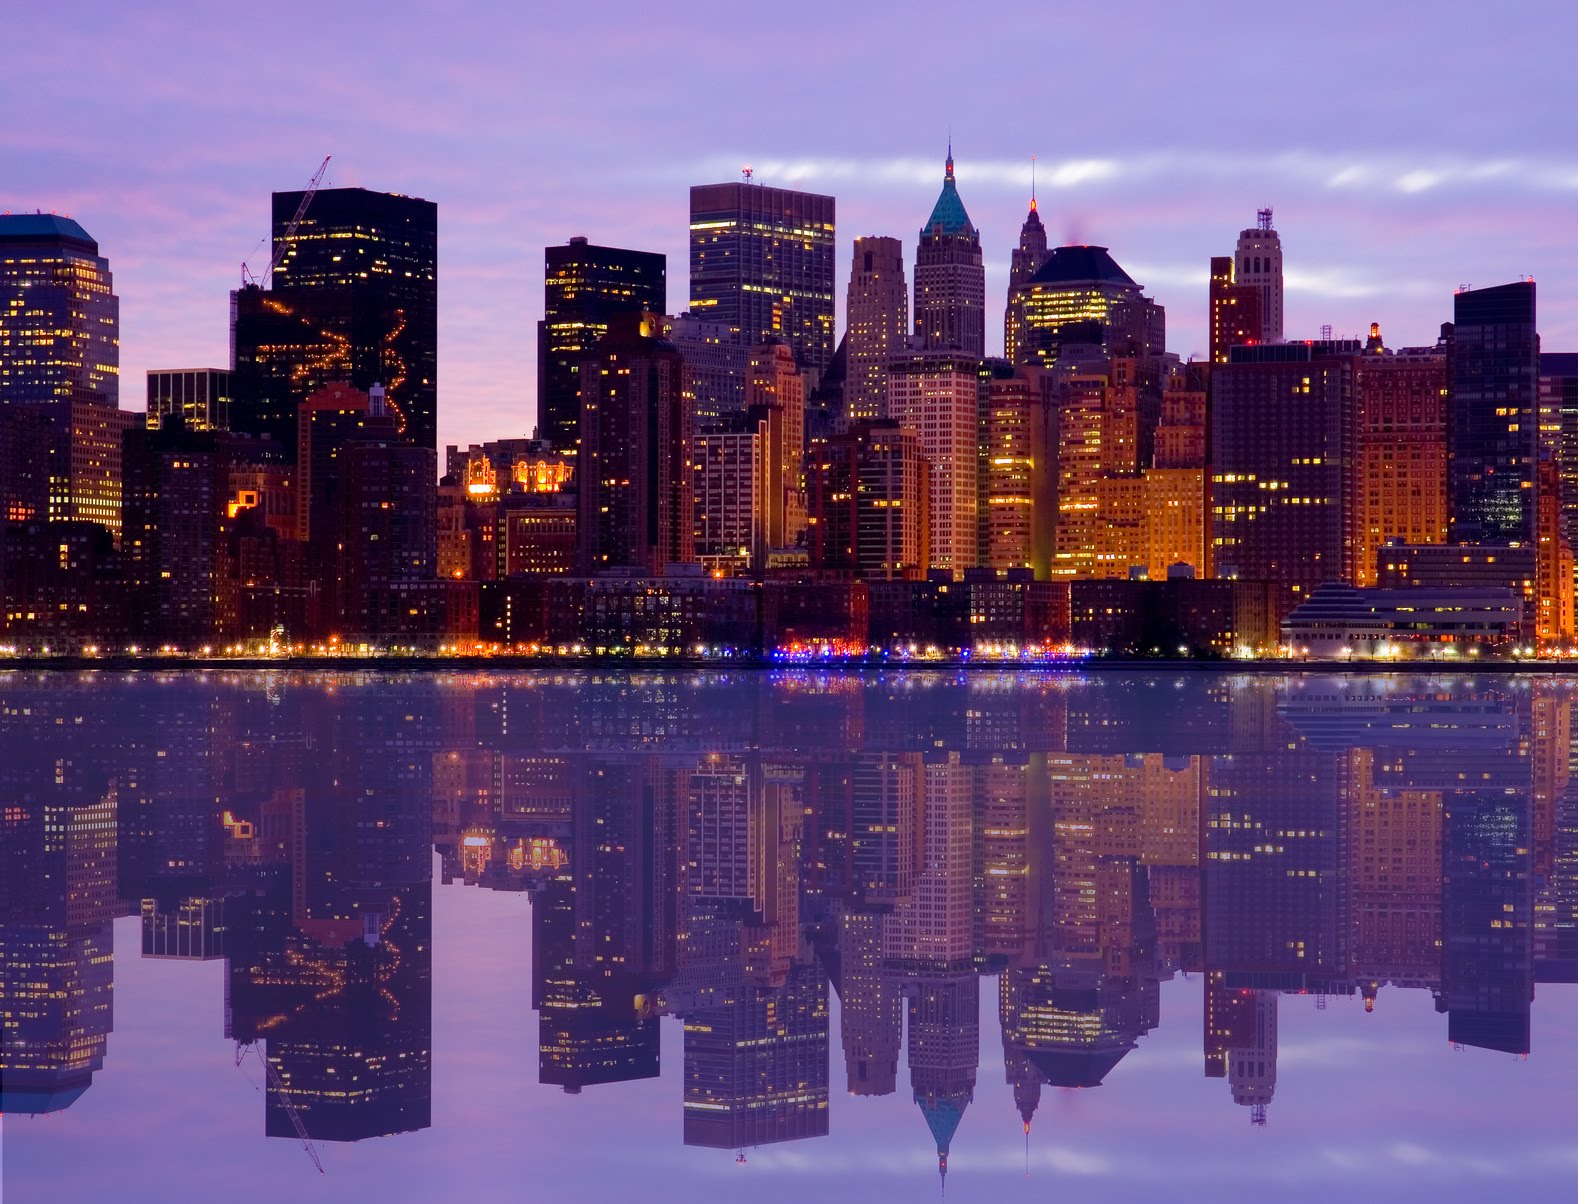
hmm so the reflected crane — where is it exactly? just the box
[234,1040,325,1174]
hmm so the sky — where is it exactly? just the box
[7,0,1578,453]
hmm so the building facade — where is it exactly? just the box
[538,238,666,451]
[845,237,909,422]
[147,369,232,432]
[689,181,835,386]
[1233,210,1284,344]
[914,150,985,358]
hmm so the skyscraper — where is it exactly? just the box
[689,180,836,385]
[887,350,981,573]
[1208,256,1262,363]
[1004,188,1050,366]
[1010,244,1165,367]
[914,148,985,357]
[1352,329,1449,585]
[808,420,929,579]
[0,214,132,539]
[1449,281,1539,545]
[233,185,437,454]
[1233,209,1284,344]
[576,313,693,575]
[845,236,909,421]
[0,214,119,408]
[1211,341,1359,605]
[538,238,666,451]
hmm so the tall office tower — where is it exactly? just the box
[1010,244,1165,367]
[0,214,119,407]
[689,180,836,386]
[692,405,784,571]
[1004,189,1050,366]
[746,338,807,545]
[1210,341,1360,608]
[845,237,909,421]
[1351,327,1449,585]
[576,312,693,575]
[1450,281,1539,545]
[539,238,666,451]
[1142,365,1209,580]
[336,425,439,637]
[147,369,232,432]
[1233,209,1284,343]
[0,214,131,537]
[682,961,831,1149]
[121,418,232,647]
[1539,352,1578,554]
[914,148,985,357]
[1442,785,1534,1054]
[887,350,981,574]
[663,312,745,422]
[807,420,929,579]
[983,366,1051,574]
[53,400,136,539]
[233,185,437,454]
[1225,991,1278,1125]
[1208,256,1262,363]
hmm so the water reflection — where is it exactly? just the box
[2,671,1575,1196]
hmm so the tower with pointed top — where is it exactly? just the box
[914,147,985,358]
[1004,166,1050,366]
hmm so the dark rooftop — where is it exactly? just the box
[1029,244,1137,288]
[0,213,99,253]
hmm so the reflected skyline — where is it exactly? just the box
[3,670,1577,1200]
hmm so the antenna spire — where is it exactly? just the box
[1030,155,1037,211]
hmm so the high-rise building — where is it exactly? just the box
[1010,245,1165,367]
[0,214,119,408]
[1449,281,1539,545]
[146,369,232,432]
[1207,256,1262,364]
[121,417,232,646]
[1004,191,1050,366]
[233,185,437,454]
[845,237,909,421]
[1539,352,1578,555]
[914,149,985,358]
[983,366,1051,574]
[1233,209,1284,344]
[1352,328,1449,586]
[576,313,693,575]
[746,339,807,547]
[692,405,784,571]
[888,350,981,574]
[808,420,928,579]
[1211,341,1359,607]
[55,400,137,541]
[663,312,746,423]
[689,181,836,385]
[538,238,666,451]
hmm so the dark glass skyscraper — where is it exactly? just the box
[537,237,665,452]
[1450,281,1539,545]
[232,186,437,456]
[689,181,835,386]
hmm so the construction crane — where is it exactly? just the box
[235,1040,326,1174]
[241,155,331,288]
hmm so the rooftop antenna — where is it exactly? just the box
[742,164,753,183]
[1320,323,1333,342]
[1257,207,1274,232]
[1031,155,1037,211]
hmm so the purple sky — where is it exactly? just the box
[9,1,1578,452]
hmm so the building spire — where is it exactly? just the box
[945,133,954,181]
[1030,155,1037,212]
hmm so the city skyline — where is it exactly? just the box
[9,3,1578,452]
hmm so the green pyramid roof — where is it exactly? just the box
[921,152,977,241]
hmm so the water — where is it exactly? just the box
[3,669,1576,1202]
